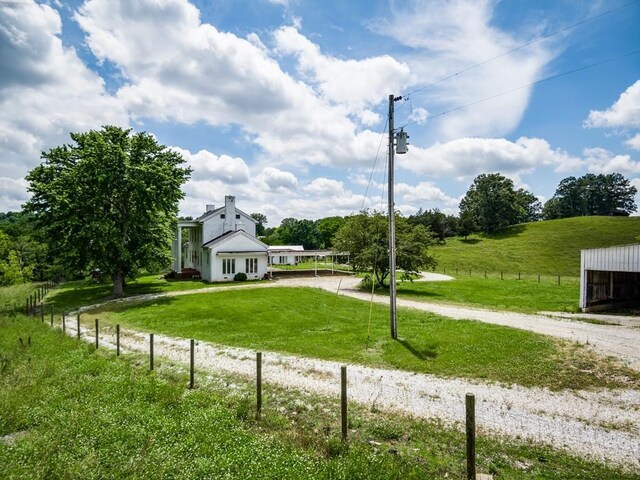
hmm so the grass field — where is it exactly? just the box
[48,274,241,312]
[1,315,638,480]
[432,216,640,276]
[396,275,580,313]
[85,287,638,391]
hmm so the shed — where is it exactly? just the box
[580,244,640,312]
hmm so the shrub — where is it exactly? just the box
[234,272,248,282]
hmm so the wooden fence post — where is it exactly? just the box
[466,393,476,480]
[95,318,99,349]
[341,366,348,442]
[40,304,44,322]
[189,339,195,389]
[62,311,66,333]
[116,324,120,356]
[50,305,54,327]
[256,352,262,419]
[150,333,154,371]
[500,271,503,280]
[557,275,560,285]
[518,271,521,280]
[538,273,540,284]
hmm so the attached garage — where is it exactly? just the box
[580,244,640,312]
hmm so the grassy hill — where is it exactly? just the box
[432,216,640,276]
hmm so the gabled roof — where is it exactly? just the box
[195,207,257,224]
[202,229,268,251]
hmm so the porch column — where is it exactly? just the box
[177,226,182,273]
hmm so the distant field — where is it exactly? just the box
[397,275,580,313]
[432,216,640,276]
[88,287,639,391]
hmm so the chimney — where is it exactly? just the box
[223,195,236,233]
[206,204,215,212]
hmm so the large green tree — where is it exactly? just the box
[26,126,191,297]
[543,173,637,219]
[333,210,435,288]
[459,173,540,233]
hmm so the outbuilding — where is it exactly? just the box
[580,244,640,312]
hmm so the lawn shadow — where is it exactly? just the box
[396,338,438,361]
[396,288,444,300]
[460,238,481,244]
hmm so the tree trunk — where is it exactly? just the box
[113,269,125,297]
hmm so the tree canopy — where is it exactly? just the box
[459,173,541,233]
[25,126,191,296]
[333,210,435,288]
[542,173,637,219]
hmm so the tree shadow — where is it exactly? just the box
[460,238,481,244]
[489,224,527,240]
[396,338,438,360]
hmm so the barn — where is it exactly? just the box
[580,244,640,312]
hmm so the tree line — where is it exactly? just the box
[0,125,636,292]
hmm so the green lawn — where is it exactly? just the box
[46,274,249,312]
[433,216,640,276]
[3,316,637,479]
[396,275,580,313]
[88,287,638,391]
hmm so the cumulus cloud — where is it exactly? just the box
[400,136,580,179]
[374,0,554,140]
[626,133,640,151]
[254,167,298,192]
[0,0,127,183]
[395,181,458,206]
[172,147,251,184]
[272,25,410,114]
[0,177,29,212]
[582,147,640,174]
[585,80,640,129]
[74,0,384,168]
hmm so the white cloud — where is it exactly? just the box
[400,136,580,179]
[172,147,250,184]
[272,25,410,114]
[585,80,640,129]
[74,0,384,169]
[395,182,458,206]
[0,0,127,183]
[0,177,29,212]
[626,133,640,151]
[374,0,554,140]
[582,147,640,174]
[254,167,298,192]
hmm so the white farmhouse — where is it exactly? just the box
[172,196,269,282]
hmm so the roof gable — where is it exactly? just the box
[203,229,268,251]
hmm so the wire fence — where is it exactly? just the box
[19,286,640,475]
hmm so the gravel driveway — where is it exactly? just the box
[67,274,640,469]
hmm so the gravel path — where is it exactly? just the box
[64,320,640,469]
[65,275,640,469]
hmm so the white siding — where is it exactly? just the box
[581,244,640,272]
[580,244,640,309]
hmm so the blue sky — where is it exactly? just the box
[1,0,639,225]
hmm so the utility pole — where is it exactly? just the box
[389,94,398,340]
[388,94,407,340]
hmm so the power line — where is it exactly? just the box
[404,0,640,98]
[426,49,640,121]
[360,118,389,212]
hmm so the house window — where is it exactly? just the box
[236,214,240,219]
[246,258,258,274]
[220,214,225,218]
[279,256,287,264]
[222,258,235,275]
